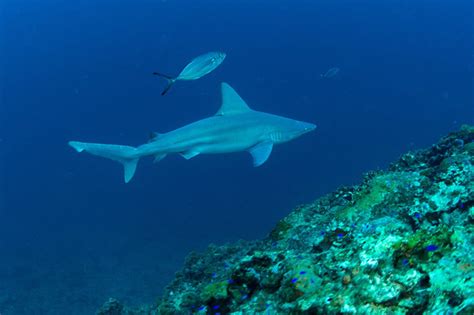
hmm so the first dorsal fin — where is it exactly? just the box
[215,83,251,116]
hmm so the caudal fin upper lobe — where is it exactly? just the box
[68,141,139,183]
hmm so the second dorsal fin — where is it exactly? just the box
[148,132,162,143]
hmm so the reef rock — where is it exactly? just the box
[98,125,474,315]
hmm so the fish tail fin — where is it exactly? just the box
[161,79,176,96]
[152,72,176,96]
[68,141,140,183]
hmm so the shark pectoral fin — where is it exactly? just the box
[153,153,167,163]
[249,141,273,167]
[180,150,200,160]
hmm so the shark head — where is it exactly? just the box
[216,82,317,145]
[268,117,316,144]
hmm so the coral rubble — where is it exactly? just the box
[97,125,473,315]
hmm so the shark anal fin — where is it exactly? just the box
[180,150,200,160]
[215,83,251,116]
[249,141,273,167]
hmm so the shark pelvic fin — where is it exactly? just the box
[216,83,251,116]
[180,150,200,160]
[248,141,273,167]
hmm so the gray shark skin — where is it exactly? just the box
[153,51,226,95]
[69,83,316,183]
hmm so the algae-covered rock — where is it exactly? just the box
[96,298,155,315]
[201,281,229,301]
[96,298,123,315]
[98,125,474,314]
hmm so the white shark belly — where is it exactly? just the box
[196,141,255,154]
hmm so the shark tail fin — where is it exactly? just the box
[68,141,139,183]
[152,72,176,96]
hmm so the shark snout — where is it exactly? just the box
[300,122,317,133]
[306,123,317,131]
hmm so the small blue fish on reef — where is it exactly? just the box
[153,51,226,95]
[425,244,439,252]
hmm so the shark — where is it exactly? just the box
[68,83,316,183]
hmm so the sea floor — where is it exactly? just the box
[0,239,182,315]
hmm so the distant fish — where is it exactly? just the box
[153,51,226,95]
[320,67,340,79]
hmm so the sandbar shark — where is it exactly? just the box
[69,83,316,183]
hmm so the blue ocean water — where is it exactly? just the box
[0,0,472,314]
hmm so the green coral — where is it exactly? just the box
[200,281,228,301]
[269,219,292,240]
[338,171,427,221]
[393,225,452,265]
[356,174,395,210]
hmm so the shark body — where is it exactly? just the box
[69,83,316,183]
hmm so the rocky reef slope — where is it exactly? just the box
[98,125,473,315]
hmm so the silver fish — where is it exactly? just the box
[153,51,226,95]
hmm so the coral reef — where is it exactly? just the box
[97,125,473,315]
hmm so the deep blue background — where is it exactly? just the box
[1,0,473,313]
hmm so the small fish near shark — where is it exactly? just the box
[68,83,316,183]
[153,51,226,95]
